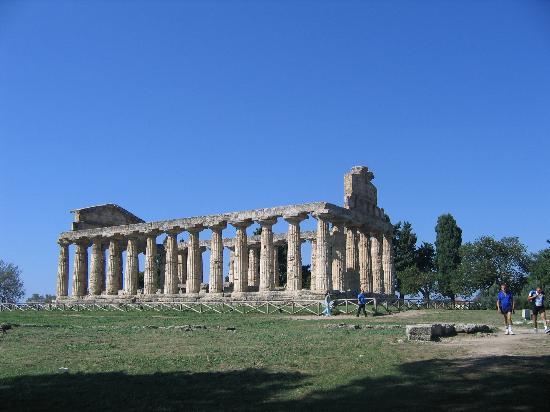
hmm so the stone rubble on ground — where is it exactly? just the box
[406,323,491,341]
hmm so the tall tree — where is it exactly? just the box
[434,214,462,300]
[0,260,25,302]
[459,236,529,296]
[392,221,418,294]
[529,246,550,290]
[398,242,437,299]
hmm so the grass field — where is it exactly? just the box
[1,309,549,411]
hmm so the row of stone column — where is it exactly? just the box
[57,215,394,297]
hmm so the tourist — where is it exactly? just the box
[322,291,332,317]
[527,287,548,333]
[356,289,367,317]
[496,283,515,335]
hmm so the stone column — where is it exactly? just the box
[72,240,88,297]
[56,240,70,297]
[228,247,235,283]
[310,239,317,291]
[314,214,332,292]
[258,218,276,292]
[124,237,139,295]
[186,226,203,293]
[89,238,105,295]
[106,238,122,295]
[371,232,384,293]
[177,249,186,287]
[199,246,206,284]
[331,221,346,292]
[144,233,157,294]
[272,244,280,287]
[285,214,307,291]
[383,232,393,295]
[247,247,259,287]
[164,230,180,294]
[345,227,359,291]
[358,229,371,292]
[209,223,226,293]
[233,220,251,293]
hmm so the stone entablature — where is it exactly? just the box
[55,166,395,301]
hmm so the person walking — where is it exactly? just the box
[528,287,549,333]
[356,289,367,317]
[497,283,515,335]
[322,291,332,317]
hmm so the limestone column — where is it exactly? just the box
[248,247,259,287]
[358,229,371,292]
[272,245,280,287]
[233,220,251,293]
[228,247,235,283]
[371,232,384,293]
[314,214,332,292]
[56,240,69,297]
[106,238,122,294]
[89,238,105,295]
[331,221,346,292]
[186,226,202,293]
[345,227,359,291]
[144,233,157,294]
[285,214,307,291]
[199,246,206,284]
[164,230,179,294]
[124,237,139,295]
[258,218,276,292]
[72,240,88,297]
[209,223,226,293]
[310,239,317,291]
[382,232,393,295]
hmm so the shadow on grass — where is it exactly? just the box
[1,356,549,411]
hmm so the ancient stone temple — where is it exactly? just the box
[56,166,394,301]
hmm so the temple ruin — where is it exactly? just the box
[55,166,394,301]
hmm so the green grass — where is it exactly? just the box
[0,309,547,411]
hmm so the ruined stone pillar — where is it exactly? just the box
[124,237,139,295]
[106,238,122,295]
[314,214,332,292]
[228,247,235,284]
[177,248,187,287]
[272,245,280,287]
[89,237,105,295]
[248,247,259,287]
[371,232,384,293]
[144,234,157,294]
[258,218,276,292]
[233,220,251,293]
[358,229,371,292]
[56,240,69,297]
[185,227,202,294]
[310,239,317,291]
[164,230,179,294]
[285,214,307,291]
[72,241,88,297]
[209,223,226,293]
[331,221,346,291]
[345,227,359,291]
[382,232,393,295]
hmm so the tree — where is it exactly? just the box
[528,246,550,290]
[434,214,462,300]
[458,236,529,298]
[398,242,437,299]
[26,293,56,303]
[0,260,25,302]
[392,222,418,294]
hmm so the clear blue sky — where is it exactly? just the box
[1,0,549,297]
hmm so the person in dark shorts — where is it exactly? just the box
[356,289,367,317]
[497,283,515,335]
[528,287,548,333]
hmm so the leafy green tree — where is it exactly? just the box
[0,260,24,302]
[434,214,462,300]
[392,221,418,293]
[458,236,529,296]
[26,293,56,303]
[398,242,437,299]
[529,246,550,289]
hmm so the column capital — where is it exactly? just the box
[208,221,227,231]
[142,229,161,237]
[57,238,70,247]
[231,218,253,229]
[283,212,308,223]
[186,224,204,234]
[165,227,183,236]
[311,212,333,221]
[257,216,278,226]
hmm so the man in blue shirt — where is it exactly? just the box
[497,283,515,335]
[527,287,548,333]
[356,289,367,317]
